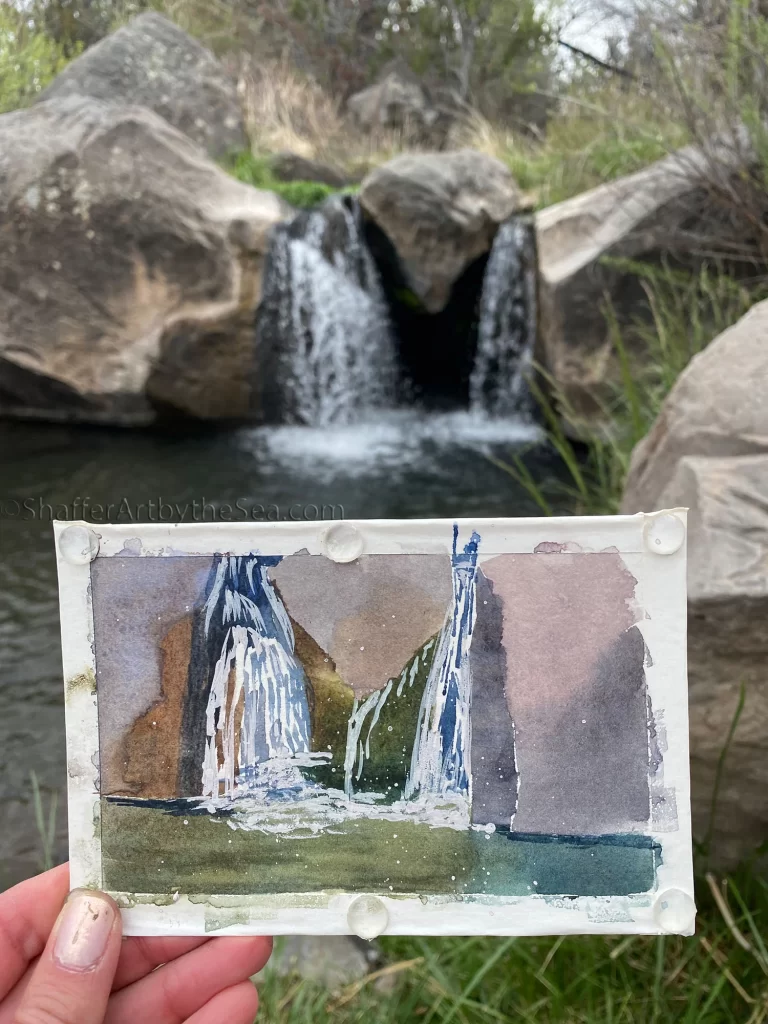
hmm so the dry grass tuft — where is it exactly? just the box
[236,55,432,179]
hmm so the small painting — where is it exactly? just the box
[55,515,693,937]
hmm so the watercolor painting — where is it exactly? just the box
[55,516,693,936]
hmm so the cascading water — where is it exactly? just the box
[405,527,480,804]
[200,555,313,801]
[256,195,398,426]
[258,201,537,430]
[470,217,538,417]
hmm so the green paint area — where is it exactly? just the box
[351,636,438,799]
[467,832,658,898]
[101,800,657,899]
[301,630,438,798]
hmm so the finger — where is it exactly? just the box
[105,936,272,1024]
[0,863,69,1000]
[113,937,210,990]
[184,981,259,1024]
[13,890,122,1024]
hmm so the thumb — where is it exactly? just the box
[13,890,121,1024]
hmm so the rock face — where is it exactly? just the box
[41,12,247,158]
[360,149,520,313]
[535,139,749,426]
[622,301,768,865]
[0,96,287,425]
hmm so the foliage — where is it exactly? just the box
[224,151,343,209]
[458,86,688,208]
[256,860,768,1023]
[29,771,58,872]
[0,6,74,113]
[492,264,763,516]
[378,0,552,114]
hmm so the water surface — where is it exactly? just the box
[0,412,557,887]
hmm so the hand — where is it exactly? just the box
[0,864,272,1024]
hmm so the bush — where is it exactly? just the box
[456,87,688,207]
[224,150,343,210]
[0,7,75,114]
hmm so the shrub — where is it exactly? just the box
[224,150,342,210]
[0,7,75,114]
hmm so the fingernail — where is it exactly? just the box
[53,891,116,972]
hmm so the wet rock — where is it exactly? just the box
[622,300,768,865]
[0,96,287,425]
[360,150,520,313]
[41,12,246,158]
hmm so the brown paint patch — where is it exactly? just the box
[114,616,193,798]
[270,554,451,696]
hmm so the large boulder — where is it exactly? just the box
[41,12,247,159]
[0,96,287,425]
[360,149,520,313]
[621,301,768,865]
[535,137,750,427]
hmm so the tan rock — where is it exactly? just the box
[536,136,751,426]
[359,149,519,313]
[623,300,768,513]
[0,96,288,425]
[622,301,768,864]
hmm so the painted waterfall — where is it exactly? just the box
[93,526,663,900]
[199,555,314,802]
[194,530,482,834]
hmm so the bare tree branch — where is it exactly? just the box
[557,37,637,78]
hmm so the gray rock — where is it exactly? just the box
[0,96,287,425]
[41,12,247,158]
[262,935,376,989]
[270,152,350,189]
[535,134,752,428]
[621,301,768,865]
[348,69,436,134]
[360,149,520,313]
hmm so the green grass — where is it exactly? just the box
[493,264,763,516]
[475,90,689,209]
[255,862,768,1023]
[224,150,345,209]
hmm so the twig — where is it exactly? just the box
[557,38,636,79]
[706,873,757,955]
[329,956,424,1009]
[700,934,756,1005]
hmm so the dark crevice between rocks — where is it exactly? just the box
[363,217,490,411]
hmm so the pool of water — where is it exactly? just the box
[0,411,559,887]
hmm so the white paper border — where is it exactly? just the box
[54,512,694,937]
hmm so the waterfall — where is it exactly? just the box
[200,555,311,800]
[470,217,538,417]
[405,527,480,802]
[257,195,398,426]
